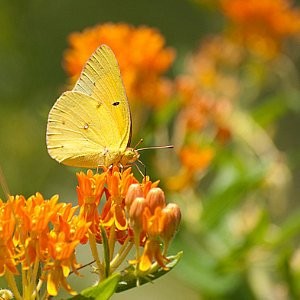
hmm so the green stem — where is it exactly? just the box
[30,258,40,299]
[110,237,133,272]
[108,224,116,260]
[5,271,22,300]
[88,231,104,280]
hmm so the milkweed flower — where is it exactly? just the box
[1,168,181,298]
[0,193,91,298]
[63,23,175,107]
[125,184,181,272]
[220,0,300,57]
[169,37,236,190]
[174,37,237,144]
[75,167,180,277]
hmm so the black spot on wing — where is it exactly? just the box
[112,101,120,106]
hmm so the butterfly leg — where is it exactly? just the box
[134,159,146,178]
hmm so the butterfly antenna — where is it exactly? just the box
[133,139,144,149]
[137,145,174,151]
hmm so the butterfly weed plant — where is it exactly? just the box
[59,14,300,300]
[0,41,182,299]
[3,2,300,298]
[0,167,182,299]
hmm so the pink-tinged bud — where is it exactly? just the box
[125,184,143,210]
[129,197,148,233]
[145,187,166,214]
[160,203,181,243]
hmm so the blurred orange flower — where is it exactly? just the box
[179,145,215,172]
[167,145,215,191]
[173,37,237,144]
[63,23,175,107]
[221,0,300,56]
[168,37,237,190]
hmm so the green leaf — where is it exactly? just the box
[116,251,183,293]
[202,167,264,228]
[67,273,121,300]
[271,210,300,248]
[252,93,288,127]
[173,238,238,295]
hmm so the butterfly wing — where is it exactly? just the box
[46,45,131,168]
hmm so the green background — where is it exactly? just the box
[1,0,300,299]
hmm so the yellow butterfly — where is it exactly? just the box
[46,44,139,168]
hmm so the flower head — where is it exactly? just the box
[63,23,175,107]
[0,168,181,297]
[221,0,300,56]
[0,193,91,297]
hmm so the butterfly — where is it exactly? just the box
[46,44,139,168]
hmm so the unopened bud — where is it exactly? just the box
[160,203,181,243]
[145,187,166,214]
[125,183,143,210]
[129,197,148,233]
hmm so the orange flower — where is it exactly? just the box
[174,38,235,146]
[75,167,161,246]
[45,228,84,296]
[160,203,181,246]
[0,169,181,297]
[0,193,91,297]
[42,199,90,296]
[176,36,241,101]
[180,145,215,172]
[12,193,63,268]
[75,167,181,276]
[139,239,168,272]
[76,170,105,236]
[46,260,78,296]
[167,145,215,191]
[63,23,175,107]
[126,184,180,272]
[101,167,138,231]
[170,36,239,192]
[139,203,181,271]
[0,199,17,275]
[221,0,300,56]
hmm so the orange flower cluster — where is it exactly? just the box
[221,0,300,56]
[0,193,90,297]
[77,167,181,273]
[125,184,181,272]
[0,168,181,297]
[174,37,238,145]
[63,23,175,107]
[168,37,237,190]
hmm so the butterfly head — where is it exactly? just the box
[120,148,140,166]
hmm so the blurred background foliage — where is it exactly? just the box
[1,0,300,299]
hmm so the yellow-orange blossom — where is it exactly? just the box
[0,167,181,297]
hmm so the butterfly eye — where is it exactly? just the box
[112,101,120,106]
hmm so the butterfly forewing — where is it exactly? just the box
[73,45,131,147]
[46,45,131,168]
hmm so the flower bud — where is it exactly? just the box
[160,203,181,243]
[125,184,143,210]
[145,187,166,214]
[129,197,148,233]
